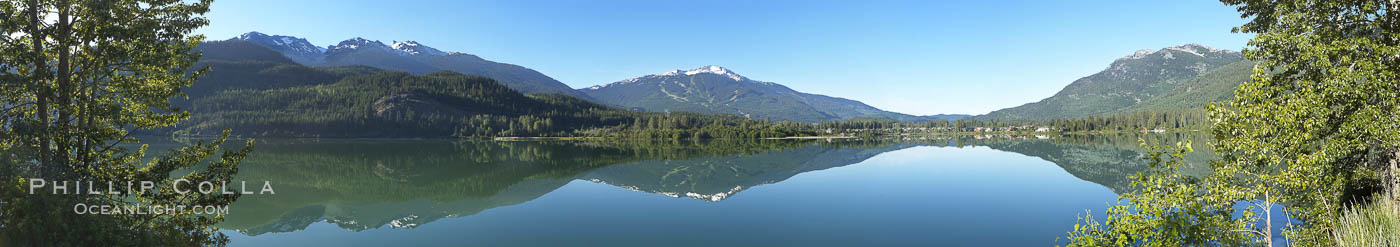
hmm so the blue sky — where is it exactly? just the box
[197,0,1252,115]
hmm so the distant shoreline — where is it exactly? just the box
[762,136,858,140]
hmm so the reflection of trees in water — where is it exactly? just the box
[221,135,1208,236]
[937,133,1217,194]
[222,139,903,235]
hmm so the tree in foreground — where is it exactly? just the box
[0,0,252,246]
[1211,0,1398,244]
[1064,0,1398,246]
[1062,141,1268,246]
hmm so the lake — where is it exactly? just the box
[214,134,1220,246]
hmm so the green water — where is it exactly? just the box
[216,134,1214,246]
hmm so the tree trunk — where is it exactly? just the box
[1264,192,1273,247]
[1390,148,1399,201]
[55,0,71,174]
[27,0,51,177]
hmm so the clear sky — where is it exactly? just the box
[196,0,1253,115]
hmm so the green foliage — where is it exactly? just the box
[1032,110,1211,132]
[1210,0,1400,244]
[0,0,253,245]
[1066,1,1400,246]
[822,110,1211,133]
[1062,141,1264,247]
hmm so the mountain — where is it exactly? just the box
[187,40,381,98]
[321,38,441,74]
[924,114,972,121]
[194,39,296,64]
[228,32,590,99]
[580,65,925,122]
[981,44,1250,120]
[1124,59,1252,112]
[181,68,601,137]
[187,41,562,137]
[412,50,587,98]
[229,32,325,65]
[182,41,810,138]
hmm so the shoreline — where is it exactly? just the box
[761,136,858,140]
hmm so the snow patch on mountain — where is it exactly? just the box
[586,66,751,90]
[659,69,684,76]
[1165,46,1205,57]
[391,40,447,56]
[1117,44,1237,61]
[1125,49,1155,60]
[684,65,745,81]
[387,215,420,228]
[684,65,728,75]
[231,32,497,61]
[230,31,324,56]
[327,37,392,53]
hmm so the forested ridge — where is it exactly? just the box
[175,40,813,138]
[182,40,1237,140]
[812,109,1212,134]
[981,44,1252,121]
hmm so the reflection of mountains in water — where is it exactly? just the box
[955,133,1216,194]
[234,177,569,235]
[220,139,912,236]
[580,142,919,201]
[220,134,1212,235]
[220,140,620,236]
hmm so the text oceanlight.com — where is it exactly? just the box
[73,204,231,215]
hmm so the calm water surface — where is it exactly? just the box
[216,135,1216,246]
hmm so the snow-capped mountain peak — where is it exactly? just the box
[229,31,325,55]
[681,65,744,81]
[658,69,685,76]
[1117,44,1237,61]
[1163,43,1228,57]
[229,32,473,60]
[1125,49,1155,59]
[391,40,447,56]
[684,65,730,75]
[586,65,749,90]
[327,37,391,53]
[233,31,268,40]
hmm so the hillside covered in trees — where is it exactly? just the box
[177,41,812,138]
[981,44,1251,120]
[580,65,936,122]
[180,41,1234,139]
